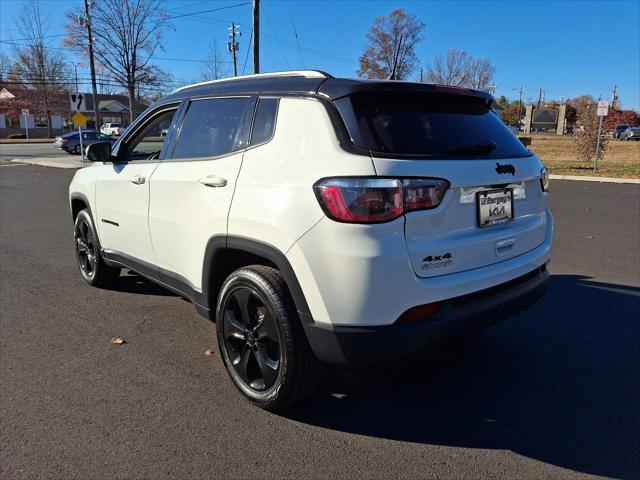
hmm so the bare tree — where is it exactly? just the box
[426,49,496,93]
[10,1,70,137]
[0,51,12,81]
[358,9,425,80]
[465,58,496,92]
[64,0,169,122]
[426,49,471,87]
[199,41,230,81]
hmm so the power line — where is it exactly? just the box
[0,33,66,42]
[159,2,250,23]
[241,28,253,75]
[261,3,289,69]
[286,0,304,68]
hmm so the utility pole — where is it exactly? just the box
[516,86,523,129]
[611,85,617,109]
[227,23,240,76]
[72,62,79,92]
[420,67,423,83]
[82,0,100,128]
[252,0,259,74]
[537,88,543,110]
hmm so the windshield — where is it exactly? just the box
[334,91,531,158]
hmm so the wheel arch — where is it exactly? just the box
[70,192,92,222]
[203,236,313,324]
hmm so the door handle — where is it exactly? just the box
[199,176,227,188]
[130,175,146,185]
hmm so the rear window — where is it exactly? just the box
[250,98,278,146]
[334,91,531,158]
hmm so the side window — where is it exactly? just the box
[250,98,279,146]
[123,108,178,161]
[172,97,252,159]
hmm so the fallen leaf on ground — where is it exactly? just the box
[203,349,215,357]
[111,337,126,345]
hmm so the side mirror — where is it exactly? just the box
[86,141,113,162]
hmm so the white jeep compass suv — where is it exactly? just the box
[69,71,553,410]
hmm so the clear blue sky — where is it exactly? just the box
[1,0,639,109]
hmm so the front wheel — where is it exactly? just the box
[73,209,120,288]
[216,265,322,410]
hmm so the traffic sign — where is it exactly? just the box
[596,100,609,117]
[72,111,87,127]
[69,92,86,112]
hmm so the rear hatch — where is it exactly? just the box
[332,88,549,278]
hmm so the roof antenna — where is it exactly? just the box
[388,35,403,80]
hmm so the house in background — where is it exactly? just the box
[0,87,64,138]
[80,93,148,129]
[0,89,149,137]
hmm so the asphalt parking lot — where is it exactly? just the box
[1,164,639,479]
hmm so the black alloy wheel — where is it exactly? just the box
[216,266,322,410]
[73,209,120,288]
[222,286,281,391]
[74,213,98,281]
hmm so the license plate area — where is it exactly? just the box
[477,188,514,228]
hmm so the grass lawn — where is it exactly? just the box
[523,134,640,178]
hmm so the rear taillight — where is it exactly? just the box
[63,138,69,143]
[314,177,449,223]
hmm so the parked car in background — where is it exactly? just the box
[54,130,116,154]
[613,124,630,138]
[619,127,640,141]
[100,123,124,136]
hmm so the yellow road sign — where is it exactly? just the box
[72,111,87,127]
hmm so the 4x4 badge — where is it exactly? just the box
[495,163,516,175]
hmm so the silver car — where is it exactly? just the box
[619,127,640,141]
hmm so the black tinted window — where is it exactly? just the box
[335,92,530,158]
[250,98,278,146]
[173,98,252,159]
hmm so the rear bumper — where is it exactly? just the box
[303,264,549,365]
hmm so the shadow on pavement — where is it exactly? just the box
[108,270,179,297]
[285,275,640,479]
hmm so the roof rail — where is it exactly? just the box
[172,70,332,93]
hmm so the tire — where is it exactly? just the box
[73,209,120,288]
[216,265,322,410]
[73,144,80,154]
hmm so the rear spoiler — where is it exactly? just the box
[317,78,494,104]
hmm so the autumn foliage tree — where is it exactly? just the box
[10,1,70,137]
[574,106,608,163]
[358,9,425,80]
[603,108,640,130]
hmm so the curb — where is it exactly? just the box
[549,174,639,184]
[11,158,83,169]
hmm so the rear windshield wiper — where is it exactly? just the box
[446,142,497,156]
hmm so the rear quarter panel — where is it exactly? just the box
[228,96,376,254]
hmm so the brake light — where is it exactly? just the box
[395,302,440,324]
[314,177,449,223]
[63,138,69,143]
